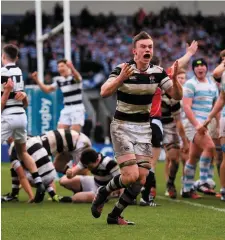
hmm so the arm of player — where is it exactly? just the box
[66,164,84,179]
[204,91,225,127]
[174,41,198,70]
[213,60,225,79]
[101,63,134,98]
[12,161,34,202]
[31,71,56,93]
[14,91,28,108]
[1,78,14,112]
[66,61,82,82]
[182,97,200,129]
[165,61,183,100]
[175,117,189,153]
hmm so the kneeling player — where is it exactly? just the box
[59,148,120,203]
[2,137,59,203]
[37,129,92,174]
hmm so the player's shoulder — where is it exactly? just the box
[1,67,9,75]
[151,64,164,73]
[184,77,197,86]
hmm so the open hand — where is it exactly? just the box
[186,40,198,56]
[4,78,14,91]
[119,63,134,81]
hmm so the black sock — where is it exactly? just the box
[11,168,19,197]
[110,182,142,218]
[47,186,56,198]
[141,169,156,201]
[102,174,126,195]
[167,162,179,186]
[31,172,42,187]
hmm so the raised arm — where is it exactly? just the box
[165,61,183,100]
[31,71,56,93]
[66,61,82,82]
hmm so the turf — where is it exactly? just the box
[1,162,225,240]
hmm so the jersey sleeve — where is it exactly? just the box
[158,69,173,92]
[106,159,120,177]
[50,77,59,89]
[183,81,195,98]
[108,65,122,79]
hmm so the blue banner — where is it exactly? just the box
[25,86,63,136]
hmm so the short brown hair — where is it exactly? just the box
[220,49,225,58]
[57,59,67,65]
[177,68,186,75]
[132,31,152,48]
[3,44,19,61]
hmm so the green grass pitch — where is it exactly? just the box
[1,162,225,240]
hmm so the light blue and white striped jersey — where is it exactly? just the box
[183,76,219,123]
[221,71,225,117]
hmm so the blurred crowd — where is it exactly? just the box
[2,4,225,86]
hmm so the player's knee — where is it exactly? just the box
[122,170,139,185]
[59,177,67,187]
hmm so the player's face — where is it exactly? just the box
[177,73,186,85]
[58,62,69,76]
[194,65,207,79]
[133,39,153,65]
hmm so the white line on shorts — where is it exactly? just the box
[157,196,225,213]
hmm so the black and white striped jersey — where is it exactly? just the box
[9,137,55,178]
[51,75,84,108]
[109,60,173,123]
[161,92,181,124]
[37,129,92,156]
[1,63,25,115]
[77,155,120,186]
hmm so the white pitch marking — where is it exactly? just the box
[157,196,225,213]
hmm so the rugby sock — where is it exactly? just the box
[207,164,214,180]
[11,168,20,196]
[32,172,43,187]
[167,162,179,186]
[110,182,142,217]
[199,156,211,184]
[47,186,56,198]
[141,169,156,201]
[217,162,221,176]
[183,163,195,192]
[101,174,126,195]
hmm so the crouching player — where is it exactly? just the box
[59,148,120,203]
[2,137,59,203]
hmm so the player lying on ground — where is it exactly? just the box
[59,148,121,203]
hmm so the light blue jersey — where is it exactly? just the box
[183,76,219,123]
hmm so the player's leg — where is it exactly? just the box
[59,175,82,193]
[141,118,162,201]
[70,108,85,133]
[195,133,216,195]
[220,137,225,201]
[182,140,201,198]
[165,146,180,199]
[57,109,70,129]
